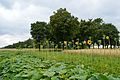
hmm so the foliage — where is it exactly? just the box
[50,8,79,43]
[0,50,120,80]
[78,18,119,48]
[30,21,48,46]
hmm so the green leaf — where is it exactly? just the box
[97,74,109,80]
[51,76,59,80]
[43,71,55,77]
[88,76,98,80]
[59,69,67,74]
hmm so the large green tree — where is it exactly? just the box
[50,8,79,49]
[99,23,119,48]
[78,18,119,49]
[92,18,104,48]
[30,21,48,50]
[78,19,98,48]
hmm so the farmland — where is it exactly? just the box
[0,49,120,80]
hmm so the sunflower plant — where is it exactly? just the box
[87,40,92,45]
[106,36,109,40]
[83,41,86,44]
[64,41,67,45]
[75,42,79,45]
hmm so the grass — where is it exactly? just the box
[0,49,120,76]
[64,49,120,56]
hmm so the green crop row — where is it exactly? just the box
[0,50,120,80]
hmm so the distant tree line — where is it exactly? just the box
[4,8,119,49]
[4,39,33,49]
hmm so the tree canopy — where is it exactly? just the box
[50,8,79,43]
[30,21,48,43]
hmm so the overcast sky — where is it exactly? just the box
[0,0,120,47]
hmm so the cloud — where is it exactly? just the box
[0,0,14,9]
[0,1,52,47]
[0,0,120,47]
[0,34,30,48]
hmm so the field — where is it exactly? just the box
[0,49,120,80]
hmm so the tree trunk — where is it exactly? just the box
[103,40,105,49]
[113,44,115,48]
[110,44,112,49]
[62,41,64,50]
[82,43,84,49]
[103,45,104,49]
[88,45,90,49]
[107,45,108,49]
[39,44,40,51]
[93,43,94,49]
[98,44,99,49]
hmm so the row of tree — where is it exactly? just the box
[30,8,119,50]
[4,39,33,49]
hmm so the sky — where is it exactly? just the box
[0,0,120,47]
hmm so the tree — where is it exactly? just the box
[77,18,119,49]
[90,21,119,49]
[30,21,48,50]
[50,8,79,50]
[92,18,104,48]
[100,23,119,48]
[78,19,97,48]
